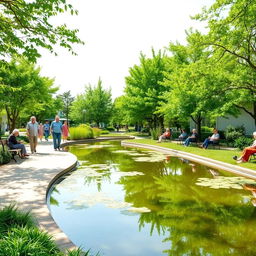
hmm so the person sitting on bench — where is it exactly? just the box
[8,129,29,158]
[201,128,220,149]
[233,131,256,163]
[158,128,171,143]
[183,129,198,146]
[178,129,187,141]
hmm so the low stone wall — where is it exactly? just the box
[122,141,256,180]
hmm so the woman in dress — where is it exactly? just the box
[62,120,69,142]
[38,123,44,142]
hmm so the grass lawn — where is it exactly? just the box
[128,139,256,171]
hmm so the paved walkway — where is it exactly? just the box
[0,140,78,251]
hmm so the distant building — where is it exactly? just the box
[216,108,255,135]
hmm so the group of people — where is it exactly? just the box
[7,115,69,158]
[158,127,256,163]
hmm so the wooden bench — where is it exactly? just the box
[207,140,221,149]
[0,138,22,162]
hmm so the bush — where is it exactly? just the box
[150,127,162,140]
[92,128,101,138]
[0,147,11,165]
[234,137,253,150]
[0,204,35,238]
[225,125,245,146]
[201,126,213,133]
[0,227,61,256]
[69,125,94,140]
[100,130,110,135]
[17,135,29,143]
[106,127,115,131]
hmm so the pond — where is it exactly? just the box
[48,141,256,256]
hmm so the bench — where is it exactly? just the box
[0,138,22,162]
[207,140,221,150]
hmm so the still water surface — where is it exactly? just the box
[49,141,256,256]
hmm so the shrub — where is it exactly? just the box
[0,147,11,165]
[92,128,101,138]
[201,126,213,133]
[69,125,94,140]
[17,135,29,143]
[0,227,61,256]
[0,204,35,238]
[150,127,162,140]
[225,125,245,146]
[106,127,115,131]
[100,130,110,135]
[234,137,253,150]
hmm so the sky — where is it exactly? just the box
[37,0,215,99]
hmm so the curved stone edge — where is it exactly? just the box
[122,141,256,180]
[45,136,135,251]
[60,136,135,148]
[43,153,79,252]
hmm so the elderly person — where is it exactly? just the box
[233,131,256,163]
[201,128,220,149]
[8,129,29,158]
[26,116,39,154]
[178,129,187,142]
[50,115,62,151]
[183,129,198,147]
[158,128,171,143]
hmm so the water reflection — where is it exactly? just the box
[49,141,256,256]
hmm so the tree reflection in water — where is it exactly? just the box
[50,141,256,256]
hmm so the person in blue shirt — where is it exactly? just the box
[43,120,50,141]
[50,116,62,151]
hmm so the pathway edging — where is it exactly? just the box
[122,141,256,180]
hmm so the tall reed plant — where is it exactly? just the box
[150,127,162,140]
[69,125,94,140]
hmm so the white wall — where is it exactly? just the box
[216,109,256,135]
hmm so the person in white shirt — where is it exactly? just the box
[201,128,220,149]
[26,116,39,154]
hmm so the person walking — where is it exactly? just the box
[50,115,62,151]
[43,120,50,141]
[62,120,69,142]
[26,116,39,154]
[38,123,44,142]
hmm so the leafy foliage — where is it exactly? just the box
[70,79,113,126]
[0,0,84,61]
[124,49,167,128]
[69,125,94,140]
[0,58,58,131]
[234,137,253,150]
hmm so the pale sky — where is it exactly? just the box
[37,0,214,99]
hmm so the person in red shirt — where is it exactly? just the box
[233,131,256,163]
[158,128,171,143]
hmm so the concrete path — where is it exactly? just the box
[0,140,78,251]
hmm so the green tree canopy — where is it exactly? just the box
[124,49,168,129]
[70,79,113,127]
[57,90,74,123]
[0,0,84,61]
[0,58,58,131]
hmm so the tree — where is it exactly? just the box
[160,33,228,138]
[194,0,256,124]
[70,79,113,127]
[0,0,84,61]
[0,58,58,131]
[58,90,74,123]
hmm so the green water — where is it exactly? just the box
[49,141,256,256]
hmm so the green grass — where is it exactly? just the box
[129,139,256,171]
